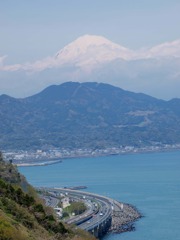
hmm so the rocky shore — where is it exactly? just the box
[109,200,142,234]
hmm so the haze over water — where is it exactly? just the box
[19,151,180,240]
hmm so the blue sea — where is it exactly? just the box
[18,151,180,240]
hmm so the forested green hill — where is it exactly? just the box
[1,82,180,150]
[0,153,94,240]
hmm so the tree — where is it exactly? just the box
[0,152,3,162]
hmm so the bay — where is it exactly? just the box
[18,151,180,240]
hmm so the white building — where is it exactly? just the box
[61,197,70,208]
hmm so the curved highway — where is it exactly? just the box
[40,187,113,235]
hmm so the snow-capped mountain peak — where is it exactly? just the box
[2,34,180,73]
[55,34,135,67]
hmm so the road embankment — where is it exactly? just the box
[110,200,142,234]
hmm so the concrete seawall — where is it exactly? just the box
[110,200,142,234]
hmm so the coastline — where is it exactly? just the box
[109,201,142,234]
[16,159,62,167]
[40,187,142,237]
[14,146,180,167]
[17,150,180,240]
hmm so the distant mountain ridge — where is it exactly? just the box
[1,82,180,150]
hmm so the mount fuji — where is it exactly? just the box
[14,35,136,72]
[54,35,135,66]
[1,34,180,99]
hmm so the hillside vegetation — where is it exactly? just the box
[0,153,95,240]
[1,82,180,150]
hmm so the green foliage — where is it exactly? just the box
[0,155,22,185]
[0,156,70,239]
[62,212,69,218]
[0,196,35,228]
[0,153,95,240]
[0,179,68,234]
[0,215,25,240]
[33,203,45,213]
[0,152,3,161]
[64,202,86,216]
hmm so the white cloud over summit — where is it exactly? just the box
[143,39,180,59]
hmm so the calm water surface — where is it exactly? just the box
[19,151,180,240]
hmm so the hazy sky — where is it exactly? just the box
[1,0,180,64]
